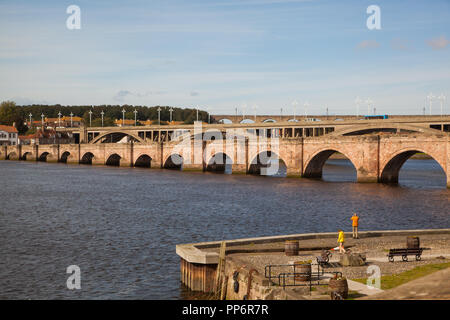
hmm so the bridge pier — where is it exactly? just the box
[183,164,204,172]
[286,168,302,177]
[231,164,247,174]
[0,146,7,160]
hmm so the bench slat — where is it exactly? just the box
[388,248,423,256]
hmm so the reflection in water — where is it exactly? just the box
[0,160,448,299]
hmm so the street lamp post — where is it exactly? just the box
[438,94,446,117]
[366,98,373,116]
[355,97,362,118]
[157,107,161,125]
[292,100,298,121]
[70,112,74,127]
[304,101,309,119]
[280,107,283,121]
[101,111,104,127]
[253,104,257,122]
[133,109,138,126]
[122,108,126,126]
[29,113,32,128]
[169,107,174,123]
[427,93,434,115]
[58,112,62,128]
[88,110,93,127]
[196,107,199,122]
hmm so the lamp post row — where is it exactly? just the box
[29,95,447,131]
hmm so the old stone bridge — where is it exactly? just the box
[1,132,449,187]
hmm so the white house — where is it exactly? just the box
[0,125,19,146]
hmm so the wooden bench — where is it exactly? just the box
[387,248,423,262]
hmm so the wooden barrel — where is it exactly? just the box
[329,278,348,299]
[407,236,420,249]
[285,240,299,256]
[294,262,311,281]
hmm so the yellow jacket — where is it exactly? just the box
[338,231,345,243]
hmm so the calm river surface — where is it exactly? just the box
[0,159,448,299]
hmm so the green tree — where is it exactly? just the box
[0,100,28,133]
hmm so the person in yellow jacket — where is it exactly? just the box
[351,213,359,239]
[337,230,346,253]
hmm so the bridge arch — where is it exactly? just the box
[80,152,95,165]
[303,149,357,180]
[164,153,183,170]
[135,154,152,168]
[262,118,277,123]
[240,119,255,124]
[106,153,121,166]
[249,151,287,176]
[380,148,447,185]
[217,118,233,124]
[38,152,51,162]
[6,151,18,160]
[288,119,299,122]
[90,131,144,144]
[206,152,233,173]
[330,124,440,136]
[59,151,71,163]
[21,151,33,161]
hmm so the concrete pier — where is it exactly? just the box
[176,228,450,299]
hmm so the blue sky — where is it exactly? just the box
[0,0,449,115]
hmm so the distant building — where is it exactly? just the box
[141,119,184,126]
[27,116,83,129]
[18,133,39,145]
[115,119,138,127]
[0,125,19,146]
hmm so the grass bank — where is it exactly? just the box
[352,261,450,290]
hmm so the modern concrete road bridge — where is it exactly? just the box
[211,114,450,124]
[58,115,450,144]
[2,132,449,187]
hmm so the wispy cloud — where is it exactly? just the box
[426,35,449,50]
[113,90,132,102]
[391,38,411,51]
[113,90,167,102]
[356,40,380,50]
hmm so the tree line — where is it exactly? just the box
[0,101,211,134]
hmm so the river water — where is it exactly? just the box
[0,159,448,299]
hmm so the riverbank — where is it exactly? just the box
[177,229,450,300]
